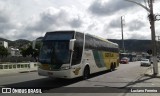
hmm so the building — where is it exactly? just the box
[8,47,21,56]
[0,41,8,48]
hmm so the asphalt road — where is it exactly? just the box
[0,61,150,96]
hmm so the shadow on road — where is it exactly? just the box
[2,70,115,92]
[2,69,155,93]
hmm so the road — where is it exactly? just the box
[0,61,150,96]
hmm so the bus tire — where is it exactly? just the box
[110,64,115,71]
[113,63,116,71]
[83,66,90,80]
[109,64,113,72]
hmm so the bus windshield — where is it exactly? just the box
[39,41,71,68]
[39,32,74,69]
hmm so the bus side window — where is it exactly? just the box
[71,32,84,65]
[72,47,82,65]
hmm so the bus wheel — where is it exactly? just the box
[113,63,116,71]
[110,64,114,72]
[83,66,90,80]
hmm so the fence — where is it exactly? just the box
[0,56,35,63]
[0,62,38,70]
[0,62,38,75]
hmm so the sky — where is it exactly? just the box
[0,0,160,41]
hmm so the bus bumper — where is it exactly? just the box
[38,68,72,79]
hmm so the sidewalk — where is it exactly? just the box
[124,63,160,96]
[144,63,160,77]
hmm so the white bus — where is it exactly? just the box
[38,31,119,79]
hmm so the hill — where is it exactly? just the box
[10,39,31,48]
[0,37,12,43]
[0,37,31,48]
[0,37,157,53]
[108,39,152,52]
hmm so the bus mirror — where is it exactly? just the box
[69,39,76,51]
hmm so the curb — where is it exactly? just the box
[0,69,37,76]
[144,73,160,78]
[144,66,160,78]
[19,70,37,73]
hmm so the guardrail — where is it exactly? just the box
[0,62,38,70]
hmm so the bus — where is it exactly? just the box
[38,31,119,79]
[120,53,137,62]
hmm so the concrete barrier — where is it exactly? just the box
[0,62,38,75]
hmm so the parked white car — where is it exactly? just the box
[140,59,151,67]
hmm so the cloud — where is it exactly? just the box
[0,7,17,34]
[69,17,83,28]
[103,18,149,39]
[0,3,27,40]
[1,1,87,41]
[0,0,157,41]
[108,18,121,28]
[103,18,121,37]
[87,23,96,30]
[25,7,84,33]
[25,7,63,32]
[0,12,8,23]
[88,0,136,16]
[129,33,150,39]
[128,20,145,31]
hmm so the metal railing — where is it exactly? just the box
[0,62,37,70]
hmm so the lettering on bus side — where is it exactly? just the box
[105,53,114,57]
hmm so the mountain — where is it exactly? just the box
[0,37,157,52]
[108,39,152,52]
[0,37,12,42]
[10,39,31,48]
[0,37,31,48]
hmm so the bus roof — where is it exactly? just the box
[45,30,118,46]
[46,30,75,34]
[86,33,118,46]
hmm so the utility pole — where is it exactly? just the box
[121,16,125,53]
[156,36,160,56]
[149,0,158,75]
[125,0,158,75]
[158,36,160,56]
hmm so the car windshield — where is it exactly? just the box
[141,59,149,61]
[122,57,128,60]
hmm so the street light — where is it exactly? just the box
[125,0,158,75]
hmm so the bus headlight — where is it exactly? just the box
[37,62,42,68]
[61,66,70,70]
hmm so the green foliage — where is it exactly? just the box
[20,43,41,61]
[9,39,31,48]
[0,46,9,57]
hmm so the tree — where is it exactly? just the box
[20,48,27,57]
[0,46,9,57]
[20,43,41,61]
[32,42,41,61]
